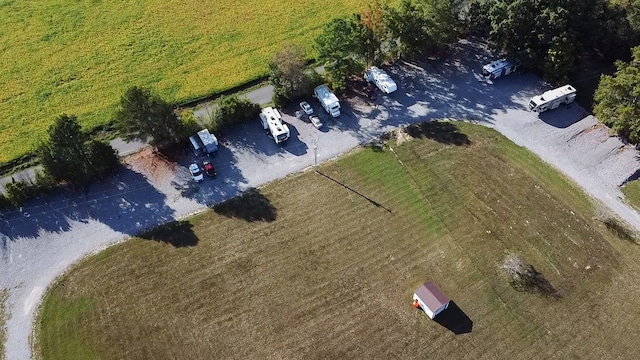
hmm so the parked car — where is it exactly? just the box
[203,160,216,178]
[299,101,313,115]
[295,110,306,120]
[189,163,204,182]
[309,115,323,129]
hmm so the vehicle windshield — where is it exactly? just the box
[192,168,202,176]
[528,100,537,110]
[277,133,288,141]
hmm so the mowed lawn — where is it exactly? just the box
[0,0,365,163]
[36,122,640,359]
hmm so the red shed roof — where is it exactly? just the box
[415,281,449,311]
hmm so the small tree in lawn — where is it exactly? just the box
[38,114,94,187]
[114,86,183,149]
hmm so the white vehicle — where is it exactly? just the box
[364,66,397,94]
[481,59,517,80]
[259,107,290,144]
[197,129,218,155]
[528,85,576,113]
[189,163,204,182]
[314,85,340,117]
[309,115,323,129]
[299,101,313,115]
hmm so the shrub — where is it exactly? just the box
[4,178,35,207]
[502,254,561,299]
[209,96,260,132]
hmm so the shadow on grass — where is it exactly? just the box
[434,301,473,335]
[139,220,199,247]
[405,121,471,145]
[213,188,277,222]
[316,171,392,213]
[601,217,639,245]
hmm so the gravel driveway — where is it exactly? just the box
[2,39,640,359]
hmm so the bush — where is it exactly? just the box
[209,96,260,132]
[502,254,561,299]
[4,178,35,207]
[179,109,202,138]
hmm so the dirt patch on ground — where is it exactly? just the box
[395,127,413,145]
[123,148,178,183]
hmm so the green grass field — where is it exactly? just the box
[0,0,365,163]
[35,123,640,359]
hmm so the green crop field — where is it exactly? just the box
[35,122,640,359]
[0,0,365,163]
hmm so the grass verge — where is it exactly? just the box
[0,288,7,360]
[0,0,365,163]
[35,122,640,359]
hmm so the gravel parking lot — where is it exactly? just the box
[2,39,640,359]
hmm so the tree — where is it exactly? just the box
[422,0,464,46]
[114,86,183,149]
[269,45,314,106]
[38,114,94,186]
[315,16,368,90]
[360,0,387,64]
[594,47,640,143]
[86,140,119,178]
[384,0,435,60]
[209,96,260,131]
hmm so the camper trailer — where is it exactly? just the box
[364,66,397,94]
[528,85,576,113]
[482,59,517,80]
[314,85,341,117]
[259,107,290,144]
[197,129,219,155]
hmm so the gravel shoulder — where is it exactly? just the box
[2,39,640,359]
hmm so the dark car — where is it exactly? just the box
[203,160,216,178]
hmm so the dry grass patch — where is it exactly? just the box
[36,122,640,359]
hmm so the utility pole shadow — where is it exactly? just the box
[316,171,392,213]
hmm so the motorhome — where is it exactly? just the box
[364,66,398,94]
[528,85,576,113]
[482,59,517,80]
[259,107,290,144]
[197,129,219,155]
[314,85,340,117]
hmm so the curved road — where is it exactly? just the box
[2,39,640,359]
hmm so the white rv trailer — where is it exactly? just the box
[528,85,576,113]
[259,107,290,144]
[364,66,398,94]
[196,128,219,155]
[482,59,517,80]
[314,85,341,117]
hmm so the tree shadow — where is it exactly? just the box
[404,121,471,145]
[0,167,176,241]
[212,187,277,222]
[433,301,473,335]
[138,220,198,247]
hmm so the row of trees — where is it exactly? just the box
[268,0,466,102]
[466,0,638,81]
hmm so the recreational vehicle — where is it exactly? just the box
[528,85,576,113]
[259,107,290,144]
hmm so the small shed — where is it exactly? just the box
[413,281,450,319]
